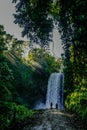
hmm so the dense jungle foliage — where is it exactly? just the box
[12,0,87,120]
[0,0,87,129]
[0,25,62,129]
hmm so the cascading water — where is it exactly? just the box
[46,73,64,110]
[34,72,64,110]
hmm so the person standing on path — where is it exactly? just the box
[56,103,58,109]
[50,102,53,109]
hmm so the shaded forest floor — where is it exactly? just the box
[10,109,87,130]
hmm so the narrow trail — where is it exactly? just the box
[23,109,83,130]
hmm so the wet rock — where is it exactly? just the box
[23,109,83,130]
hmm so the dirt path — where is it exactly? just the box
[23,109,83,130]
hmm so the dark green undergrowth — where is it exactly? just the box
[0,101,36,130]
[65,88,87,120]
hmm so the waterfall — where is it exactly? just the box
[46,73,64,110]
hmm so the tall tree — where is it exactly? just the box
[12,0,53,45]
[54,0,87,119]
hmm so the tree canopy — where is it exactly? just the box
[12,0,53,44]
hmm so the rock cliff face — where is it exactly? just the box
[23,109,82,130]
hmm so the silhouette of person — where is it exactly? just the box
[50,102,53,109]
[56,103,58,109]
